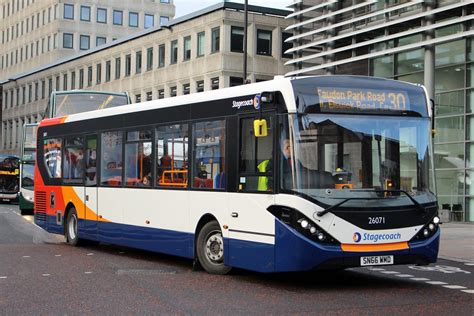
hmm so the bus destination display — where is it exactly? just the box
[316,87,410,112]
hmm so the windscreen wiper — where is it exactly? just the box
[317,189,425,217]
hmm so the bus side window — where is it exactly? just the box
[156,124,189,188]
[100,131,123,186]
[125,130,152,187]
[63,137,84,184]
[43,138,62,179]
[192,120,226,190]
[85,136,97,186]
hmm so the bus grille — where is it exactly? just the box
[35,191,47,222]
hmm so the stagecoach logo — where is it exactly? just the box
[253,95,261,110]
[232,99,254,110]
[353,232,362,243]
[353,231,402,243]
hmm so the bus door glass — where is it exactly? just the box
[227,114,276,268]
[84,135,98,236]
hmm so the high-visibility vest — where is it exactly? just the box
[257,159,270,191]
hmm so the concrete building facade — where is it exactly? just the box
[284,0,473,221]
[0,3,292,155]
[0,0,175,82]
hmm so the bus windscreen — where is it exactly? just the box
[54,93,129,117]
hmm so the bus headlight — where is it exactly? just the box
[432,216,440,224]
[267,205,339,245]
[413,215,440,241]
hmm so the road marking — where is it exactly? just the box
[395,274,414,278]
[380,271,399,274]
[426,281,447,285]
[84,271,93,274]
[0,276,7,279]
[464,263,474,266]
[461,290,474,294]
[87,253,94,256]
[22,256,31,258]
[410,278,430,281]
[443,285,467,289]
[42,274,50,277]
[368,267,385,271]
[55,254,62,257]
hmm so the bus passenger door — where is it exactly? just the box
[83,135,98,239]
[226,115,276,272]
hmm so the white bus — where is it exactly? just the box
[34,76,440,274]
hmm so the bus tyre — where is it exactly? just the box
[196,221,231,275]
[65,208,80,246]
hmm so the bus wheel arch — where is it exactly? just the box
[64,202,80,246]
[195,214,231,275]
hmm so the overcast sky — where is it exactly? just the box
[173,0,290,18]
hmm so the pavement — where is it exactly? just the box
[439,222,474,263]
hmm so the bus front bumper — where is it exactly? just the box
[274,220,440,272]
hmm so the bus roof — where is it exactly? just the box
[39,75,427,127]
[50,90,129,97]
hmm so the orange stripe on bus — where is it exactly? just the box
[61,187,109,223]
[341,242,409,252]
[40,116,68,127]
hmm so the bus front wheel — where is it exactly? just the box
[65,207,80,246]
[196,220,231,275]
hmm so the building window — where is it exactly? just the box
[231,26,244,53]
[63,33,73,49]
[196,80,204,93]
[211,27,220,53]
[105,60,111,82]
[87,66,92,87]
[80,35,90,50]
[170,86,177,97]
[41,80,45,99]
[144,14,154,29]
[79,70,84,89]
[160,16,169,26]
[135,94,141,103]
[55,76,60,91]
[35,82,39,101]
[96,63,101,84]
[183,83,190,95]
[170,40,178,64]
[197,32,205,57]
[64,4,73,20]
[158,44,165,67]
[96,36,106,47]
[183,36,191,61]
[160,0,170,3]
[146,91,152,101]
[63,74,67,91]
[97,8,107,24]
[257,29,272,56]
[158,89,164,99]
[282,32,292,59]
[125,54,131,76]
[113,10,123,25]
[211,77,219,90]
[230,77,243,87]
[129,12,138,27]
[80,5,90,22]
[146,47,153,71]
[136,51,142,74]
[115,57,121,79]
[71,72,75,90]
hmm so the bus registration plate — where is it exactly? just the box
[360,255,393,266]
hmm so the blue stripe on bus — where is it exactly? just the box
[39,215,439,272]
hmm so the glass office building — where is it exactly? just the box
[285,0,473,221]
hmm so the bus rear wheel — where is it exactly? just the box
[65,207,81,246]
[196,220,231,275]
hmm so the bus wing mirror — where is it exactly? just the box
[254,119,268,137]
[260,92,274,104]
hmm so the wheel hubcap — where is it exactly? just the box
[205,231,224,263]
[68,214,77,240]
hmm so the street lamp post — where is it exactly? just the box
[243,0,248,84]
